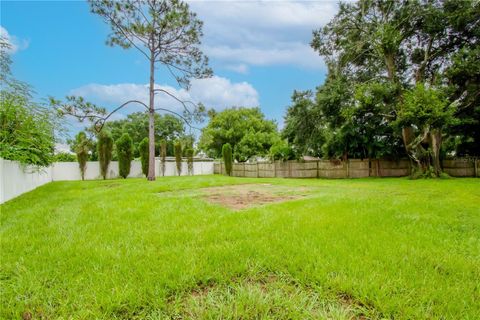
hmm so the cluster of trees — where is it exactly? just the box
[53,0,211,181]
[199,107,283,162]
[3,0,478,181]
[65,112,193,160]
[283,0,479,177]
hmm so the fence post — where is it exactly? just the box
[274,161,277,178]
[346,159,350,178]
[316,160,319,178]
[475,158,478,177]
[256,162,259,178]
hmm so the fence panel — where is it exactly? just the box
[212,158,478,179]
[442,159,475,177]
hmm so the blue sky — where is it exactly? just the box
[1,0,338,138]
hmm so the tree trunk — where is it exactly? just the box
[147,50,156,181]
[385,54,396,83]
[430,128,442,177]
[402,126,417,173]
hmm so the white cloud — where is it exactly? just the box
[0,26,29,54]
[187,0,338,71]
[225,63,249,74]
[70,76,259,115]
[205,42,325,69]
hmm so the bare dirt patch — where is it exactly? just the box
[201,184,311,210]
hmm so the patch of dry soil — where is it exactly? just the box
[201,184,309,210]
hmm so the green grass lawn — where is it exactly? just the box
[1,176,479,319]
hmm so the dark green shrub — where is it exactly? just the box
[174,141,182,176]
[139,137,149,177]
[116,133,133,179]
[160,139,167,176]
[222,143,233,176]
[186,148,194,175]
[97,131,113,179]
[74,131,90,180]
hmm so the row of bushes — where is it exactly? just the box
[71,131,194,180]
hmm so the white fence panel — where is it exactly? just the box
[0,159,53,204]
[2,158,215,203]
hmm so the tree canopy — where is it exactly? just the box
[282,0,480,176]
[92,112,185,157]
[199,107,279,161]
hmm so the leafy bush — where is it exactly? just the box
[139,137,149,177]
[0,39,59,167]
[222,143,233,176]
[174,141,182,176]
[116,133,133,179]
[160,139,167,176]
[97,131,113,179]
[185,148,194,175]
[269,140,295,161]
[0,93,56,167]
[54,152,76,162]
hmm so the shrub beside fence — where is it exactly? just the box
[214,158,479,178]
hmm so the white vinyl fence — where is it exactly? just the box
[0,158,53,204]
[0,158,214,204]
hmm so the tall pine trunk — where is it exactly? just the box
[147,49,156,181]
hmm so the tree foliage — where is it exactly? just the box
[139,137,149,177]
[97,131,113,179]
[87,0,211,180]
[269,139,295,161]
[116,133,134,178]
[97,112,185,157]
[54,152,77,162]
[289,0,480,176]
[222,143,233,176]
[395,84,455,175]
[199,107,279,160]
[0,38,58,167]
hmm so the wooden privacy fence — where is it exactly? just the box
[214,158,479,178]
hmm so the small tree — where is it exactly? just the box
[186,148,194,175]
[174,141,182,176]
[222,143,233,176]
[75,131,90,180]
[97,131,113,179]
[116,133,133,179]
[160,139,167,176]
[139,137,149,177]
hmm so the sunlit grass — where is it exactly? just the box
[1,176,479,319]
